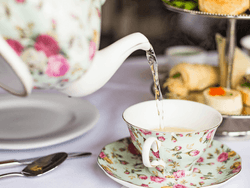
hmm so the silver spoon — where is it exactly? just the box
[0,152,68,179]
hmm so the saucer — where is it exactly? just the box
[0,93,99,149]
[97,137,241,188]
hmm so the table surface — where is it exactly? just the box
[0,52,249,188]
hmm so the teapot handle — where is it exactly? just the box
[0,35,33,96]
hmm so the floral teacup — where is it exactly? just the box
[123,99,223,178]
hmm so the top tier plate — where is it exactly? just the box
[162,0,250,19]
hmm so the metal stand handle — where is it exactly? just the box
[226,18,237,89]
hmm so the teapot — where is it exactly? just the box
[0,0,151,97]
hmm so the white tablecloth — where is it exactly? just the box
[0,52,249,188]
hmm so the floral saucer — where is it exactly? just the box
[97,137,241,188]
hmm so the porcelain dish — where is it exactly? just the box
[0,93,99,149]
[98,137,241,188]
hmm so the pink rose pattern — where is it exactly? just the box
[176,134,183,137]
[203,129,215,144]
[150,176,166,183]
[173,170,185,179]
[206,130,214,140]
[232,165,241,173]
[190,150,200,156]
[99,152,106,159]
[152,150,160,159]
[138,174,148,180]
[96,7,101,18]
[175,146,182,151]
[106,170,113,176]
[156,165,164,172]
[15,0,25,2]
[129,129,136,142]
[157,136,165,141]
[98,138,241,188]
[139,129,152,135]
[197,157,204,163]
[6,39,24,56]
[193,168,200,173]
[89,40,96,61]
[217,152,228,162]
[34,34,60,57]
[46,54,70,77]
[173,185,187,188]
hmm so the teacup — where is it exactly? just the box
[123,99,222,178]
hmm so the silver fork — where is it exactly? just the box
[0,152,91,169]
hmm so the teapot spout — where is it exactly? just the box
[60,33,151,97]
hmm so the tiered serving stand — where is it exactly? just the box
[162,1,250,140]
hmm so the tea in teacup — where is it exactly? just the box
[123,99,222,178]
[153,127,194,132]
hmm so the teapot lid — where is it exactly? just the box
[0,36,33,97]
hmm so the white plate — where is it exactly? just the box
[0,93,99,149]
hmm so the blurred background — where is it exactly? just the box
[99,0,250,56]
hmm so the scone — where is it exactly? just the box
[198,0,249,15]
[203,87,243,115]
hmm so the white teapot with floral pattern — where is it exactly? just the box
[0,0,151,97]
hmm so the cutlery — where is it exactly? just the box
[0,152,92,169]
[0,152,68,179]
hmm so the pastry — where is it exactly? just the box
[242,106,250,115]
[163,63,219,97]
[231,48,250,89]
[236,74,250,106]
[188,91,205,104]
[165,91,205,104]
[163,76,189,97]
[198,0,249,15]
[216,33,250,89]
[203,87,243,115]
